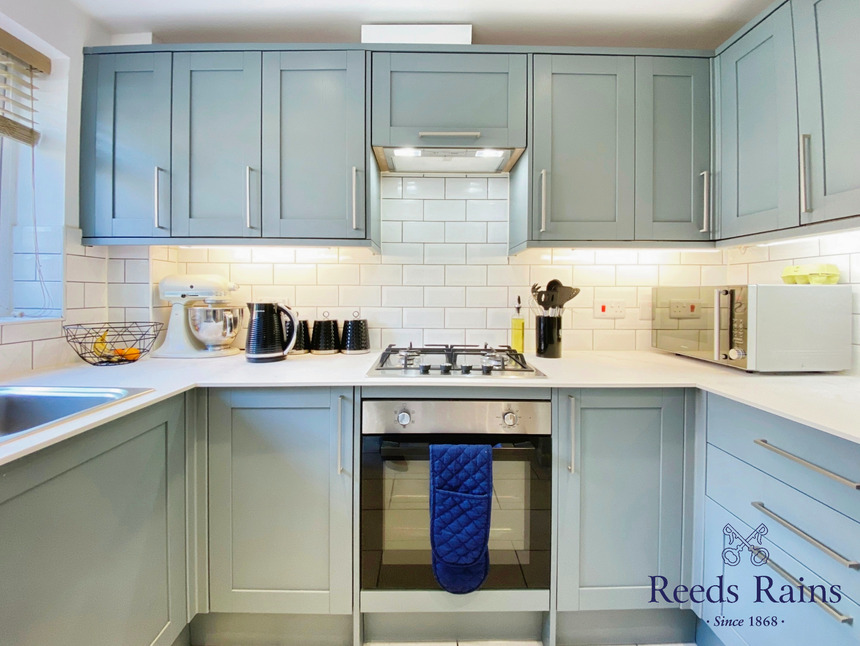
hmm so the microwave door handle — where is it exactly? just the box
[713,289,722,362]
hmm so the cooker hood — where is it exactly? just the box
[373,144,525,174]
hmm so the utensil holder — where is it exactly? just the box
[536,315,562,358]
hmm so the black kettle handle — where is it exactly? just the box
[277,304,298,355]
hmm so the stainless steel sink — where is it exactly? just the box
[0,386,153,443]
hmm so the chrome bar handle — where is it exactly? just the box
[245,166,253,229]
[568,395,576,473]
[337,395,344,475]
[153,167,163,229]
[755,439,860,489]
[757,549,853,624]
[699,170,710,233]
[713,289,724,362]
[418,131,481,138]
[351,166,358,230]
[800,134,812,214]
[540,169,548,233]
[752,501,860,570]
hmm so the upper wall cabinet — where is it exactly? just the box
[80,53,172,238]
[718,3,799,239]
[171,51,263,238]
[793,0,860,224]
[531,55,636,241]
[371,53,527,149]
[262,51,366,239]
[634,57,711,241]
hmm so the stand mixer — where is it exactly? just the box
[153,274,242,358]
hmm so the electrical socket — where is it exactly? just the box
[594,299,626,319]
[669,299,704,319]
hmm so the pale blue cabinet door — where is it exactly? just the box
[532,55,635,241]
[171,51,262,238]
[262,51,365,239]
[718,3,799,239]
[81,53,172,238]
[0,398,186,646]
[793,0,860,223]
[372,52,527,148]
[635,57,712,241]
[557,389,686,612]
[208,388,353,614]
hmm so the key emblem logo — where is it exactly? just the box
[722,523,769,567]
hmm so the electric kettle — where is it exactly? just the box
[245,303,298,363]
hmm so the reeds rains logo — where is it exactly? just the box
[649,521,844,606]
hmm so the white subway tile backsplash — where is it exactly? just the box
[487,265,529,286]
[382,199,424,221]
[424,328,465,345]
[819,230,860,255]
[380,176,403,199]
[445,265,487,286]
[594,329,637,351]
[466,286,508,307]
[295,248,339,264]
[659,265,701,286]
[107,283,151,308]
[362,307,403,329]
[701,265,729,286]
[552,249,595,264]
[486,222,508,244]
[318,264,360,286]
[380,328,423,347]
[424,243,465,265]
[487,177,508,200]
[65,282,85,309]
[232,263,273,285]
[1,319,62,344]
[467,328,507,346]
[403,177,445,199]
[274,264,317,285]
[361,264,403,286]
[208,247,252,263]
[382,286,423,307]
[0,342,33,379]
[403,264,445,286]
[595,249,638,265]
[466,244,508,265]
[381,221,402,243]
[531,265,572,288]
[339,285,381,307]
[252,285,295,304]
[424,199,466,221]
[177,247,209,263]
[445,222,487,243]
[296,285,339,306]
[402,221,445,243]
[84,283,107,308]
[338,247,381,264]
[573,265,615,286]
[486,308,513,329]
[466,200,506,221]
[66,253,106,282]
[445,308,486,329]
[381,243,424,264]
[726,245,768,265]
[446,178,487,199]
[638,250,680,265]
[562,329,594,351]
[424,286,465,307]
[616,264,658,286]
[251,247,295,263]
[404,307,443,328]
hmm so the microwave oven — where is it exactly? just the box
[651,285,852,372]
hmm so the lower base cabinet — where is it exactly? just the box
[0,397,187,646]
[208,387,354,614]
[557,389,687,611]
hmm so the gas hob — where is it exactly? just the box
[367,343,545,378]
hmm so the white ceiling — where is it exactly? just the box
[72,0,775,49]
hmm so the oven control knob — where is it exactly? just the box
[728,348,746,361]
[396,411,412,426]
[502,412,518,427]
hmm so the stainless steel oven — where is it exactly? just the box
[360,398,552,591]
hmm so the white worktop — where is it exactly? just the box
[2,349,859,467]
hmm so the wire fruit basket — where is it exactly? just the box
[63,322,164,366]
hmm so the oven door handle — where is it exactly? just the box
[568,395,576,473]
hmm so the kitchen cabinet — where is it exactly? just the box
[793,0,860,224]
[208,387,354,614]
[531,54,636,241]
[262,50,366,239]
[371,52,527,149]
[171,51,263,238]
[556,389,686,611]
[717,3,799,239]
[634,57,712,241]
[0,397,186,646]
[80,52,172,238]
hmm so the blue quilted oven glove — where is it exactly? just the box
[429,444,493,594]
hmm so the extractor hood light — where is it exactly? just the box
[393,148,421,157]
[475,149,504,158]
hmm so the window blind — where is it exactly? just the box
[0,30,51,147]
